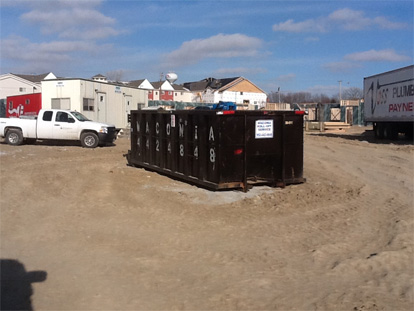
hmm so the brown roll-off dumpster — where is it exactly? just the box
[126,109,305,191]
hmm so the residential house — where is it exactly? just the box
[172,84,192,102]
[183,77,267,109]
[0,72,57,117]
[150,80,175,101]
[128,79,155,100]
[0,72,56,99]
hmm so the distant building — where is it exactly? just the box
[146,80,192,102]
[150,80,175,101]
[92,74,108,83]
[183,77,267,109]
[41,77,148,128]
[172,84,193,102]
[128,79,154,90]
[340,99,360,106]
[0,72,56,99]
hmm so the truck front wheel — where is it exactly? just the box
[81,132,99,148]
[6,129,24,146]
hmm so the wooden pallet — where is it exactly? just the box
[323,122,351,130]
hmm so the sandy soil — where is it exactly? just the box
[1,126,413,311]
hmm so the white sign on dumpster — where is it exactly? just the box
[255,120,273,139]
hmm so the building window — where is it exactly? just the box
[83,98,94,111]
[8,101,13,110]
[19,87,26,92]
[162,91,165,95]
[51,98,71,109]
[168,91,172,95]
[25,99,30,105]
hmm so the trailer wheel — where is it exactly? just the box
[5,129,24,146]
[374,123,384,139]
[81,132,99,148]
[384,124,398,140]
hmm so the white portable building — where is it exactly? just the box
[42,78,148,128]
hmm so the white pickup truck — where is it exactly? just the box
[0,109,118,148]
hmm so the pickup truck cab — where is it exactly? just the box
[0,109,118,148]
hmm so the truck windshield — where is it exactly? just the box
[71,111,90,121]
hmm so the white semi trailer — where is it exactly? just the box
[364,65,413,139]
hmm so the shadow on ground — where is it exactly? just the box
[1,259,47,311]
[308,129,414,145]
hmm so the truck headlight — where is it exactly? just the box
[99,127,108,134]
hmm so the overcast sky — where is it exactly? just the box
[1,0,413,95]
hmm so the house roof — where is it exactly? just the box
[183,77,240,91]
[128,79,146,87]
[172,84,189,91]
[12,73,52,83]
[150,81,163,89]
[183,76,266,94]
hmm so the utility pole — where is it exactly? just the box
[338,80,342,105]
[278,87,281,104]
[159,72,163,101]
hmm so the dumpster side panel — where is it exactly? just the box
[205,114,220,183]
[127,110,305,191]
[283,114,305,183]
[132,112,144,163]
[162,113,173,170]
[245,114,283,181]
[219,115,245,183]
[176,114,187,174]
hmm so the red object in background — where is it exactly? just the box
[160,90,174,101]
[6,93,42,118]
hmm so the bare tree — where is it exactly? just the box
[106,70,125,82]
[343,87,362,100]
[268,90,338,104]
[267,91,279,103]
[280,92,313,104]
[311,93,331,104]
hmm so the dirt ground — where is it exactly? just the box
[1,126,413,311]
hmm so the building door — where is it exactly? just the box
[97,93,107,123]
[124,95,133,127]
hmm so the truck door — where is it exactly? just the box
[36,110,55,139]
[53,111,79,140]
